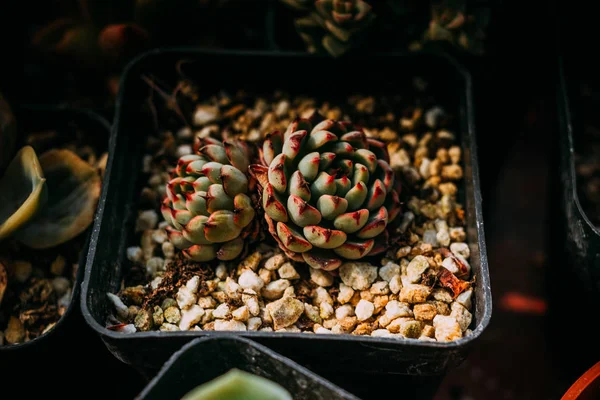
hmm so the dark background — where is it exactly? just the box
[3,0,600,399]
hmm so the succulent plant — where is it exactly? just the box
[182,369,292,400]
[249,113,401,271]
[161,139,256,262]
[293,0,375,57]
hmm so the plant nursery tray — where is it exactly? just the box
[81,49,491,376]
[1,105,110,352]
[137,336,359,400]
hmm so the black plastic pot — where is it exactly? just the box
[138,336,360,400]
[81,49,491,381]
[0,105,110,352]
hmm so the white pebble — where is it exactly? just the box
[355,300,375,321]
[407,255,430,283]
[262,279,290,300]
[339,262,378,290]
[371,329,393,337]
[179,305,205,330]
[127,247,143,263]
[456,289,473,309]
[337,283,355,304]
[433,315,462,342]
[198,296,216,309]
[335,304,355,320]
[442,257,459,274]
[238,270,264,292]
[225,277,241,300]
[146,257,164,276]
[216,263,228,280]
[422,229,438,247]
[386,301,413,320]
[193,105,219,126]
[176,286,197,310]
[451,302,472,332]
[283,286,295,298]
[212,303,231,319]
[176,144,193,158]
[309,268,334,287]
[319,302,334,320]
[315,327,333,334]
[151,229,168,244]
[436,230,451,247]
[242,290,260,316]
[370,281,389,295]
[186,276,201,293]
[419,158,432,179]
[379,262,400,282]
[278,262,300,280]
[313,287,333,305]
[425,106,444,128]
[118,324,137,334]
[232,306,249,322]
[136,210,158,232]
[247,317,262,331]
[389,275,403,294]
[150,276,163,290]
[107,293,129,320]
[264,254,285,270]
[214,319,247,331]
[161,242,175,259]
[450,242,470,259]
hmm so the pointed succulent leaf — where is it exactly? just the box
[376,160,395,192]
[367,138,389,163]
[356,206,387,239]
[248,164,269,188]
[335,176,352,197]
[330,141,354,157]
[352,163,369,186]
[386,190,401,223]
[303,225,347,249]
[284,118,312,141]
[161,198,175,227]
[302,249,342,271]
[340,131,367,148]
[311,119,337,135]
[289,170,311,202]
[333,239,374,260]
[368,230,389,256]
[233,193,255,228]
[14,149,100,249]
[220,165,248,197]
[262,131,283,166]
[319,152,336,170]
[263,184,288,222]
[186,159,208,176]
[333,209,369,233]
[200,144,229,164]
[177,154,203,175]
[337,159,353,177]
[223,141,249,173]
[298,152,320,182]
[310,171,336,199]
[287,195,322,227]
[193,176,211,192]
[366,179,386,210]
[217,237,244,261]
[282,130,307,162]
[345,181,368,210]
[354,149,377,174]
[0,146,47,241]
[201,161,224,184]
[268,154,287,193]
[173,209,194,226]
[184,244,217,262]
[206,184,234,213]
[277,222,312,253]
[316,195,348,220]
[182,215,211,244]
[204,210,242,243]
[167,226,193,250]
[186,191,208,215]
[305,130,337,151]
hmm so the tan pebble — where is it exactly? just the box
[400,284,431,304]
[414,303,438,322]
[389,275,403,294]
[258,268,273,284]
[323,319,337,329]
[433,315,462,341]
[338,316,358,332]
[360,290,374,302]
[266,296,304,330]
[264,254,286,271]
[373,295,389,314]
[337,283,355,304]
[421,324,435,338]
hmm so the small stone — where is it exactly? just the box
[242,290,260,316]
[276,326,301,333]
[160,323,180,331]
[152,306,164,326]
[232,306,249,322]
[360,290,374,302]
[264,254,286,270]
[433,315,462,342]
[338,316,358,332]
[136,210,158,231]
[201,309,214,325]
[428,300,451,316]
[448,146,461,164]
[389,275,403,294]
[151,229,168,244]
[164,306,182,324]
[421,325,435,338]
[225,277,242,300]
[146,257,164,276]
[203,322,215,331]
[451,302,472,332]
[400,284,431,304]
[322,319,337,329]
[4,317,25,344]
[278,262,300,280]
[436,230,451,247]
[150,277,163,290]
[193,105,219,125]
[13,261,32,283]
[134,309,154,331]
[284,287,294,298]
[422,230,438,247]
[258,268,273,284]
[121,285,146,306]
[179,305,205,330]
[385,301,414,320]
[127,247,143,263]
[107,293,129,320]
[397,320,423,338]
[456,289,473,309]
[176,286,197,310]
[379,262,400,282]
[425,106,444,128]
[431,288,453,303]
[309,268,334,287]
[197,296,216,309]
[407,256,430,283]
[260,307,273,325]
[410,243,433,257]
[50,255,66,276]
[349,291,362,307]
[304,303,322,324]
[313,286,333,306]
[370,281,389,295]
[238,270,264,292]
[371,329,393,338]
[414,303,438,322]
[442,257,460,275]
[262,279,290,300]
[352,322,375,335]
[266,296,304,330]
[247,317,262,331]
[395,246,412,259]
[259,327,274,332]
[161,298,177,309]
[449,227,466,242]
[337,283,355,304]
[373,295,389,314]
[127,305,140,321]
[239,251,262,271]
[52,277,70,297]
[215,263,228,280]
[331,324,344,334]
[339,262,378,290]
[315,326,333,334]
[335,304,355,319]
[419,158,432,179]
[319,302,334,320]
[176,144,192,158]
[213,303,231,319]
[161,242,175,259]
[450,242,470,259]
[355,300,375,321]
[214,320,247,331]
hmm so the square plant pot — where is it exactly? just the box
[81,49,491,378]
[0,105,110,353]
[137,336,359,399]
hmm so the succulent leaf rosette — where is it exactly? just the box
[250,113,401,271]
[161,139,256,262]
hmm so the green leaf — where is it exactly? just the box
[0,146,47,241]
